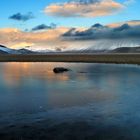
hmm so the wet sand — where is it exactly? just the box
[0,53,140,64]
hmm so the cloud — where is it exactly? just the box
[1,21,140,51]
[113,24,130,31]
[11,42,35,49]
[9,12,34,21]
[107,20,140,28]
[62,23,140,40]
[44,0,124,17]
[0,27,69,50]
[32,23,57,31]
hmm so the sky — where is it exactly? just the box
[0,0,140,50]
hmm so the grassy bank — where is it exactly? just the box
[0,53,140,64]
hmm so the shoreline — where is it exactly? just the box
[0,53,140,64]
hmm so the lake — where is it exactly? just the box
[0,62,140,140]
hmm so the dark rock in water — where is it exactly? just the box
[53,67,70,73]
[78,71,88,74]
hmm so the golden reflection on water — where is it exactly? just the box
[0,62,119,112]
[1,62,83,86]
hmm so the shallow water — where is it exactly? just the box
[0,62,140,139]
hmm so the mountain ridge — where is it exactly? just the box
[0,45,140,54]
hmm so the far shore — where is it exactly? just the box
[0,53,140,64]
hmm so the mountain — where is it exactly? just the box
[63,47,140,53]
[0,45,14,54]
[0,45,34,54]
[63,48,108,53]
[0,50,8,54]
[0,45,53,54]
[0,45,9,53]
[1,44,140,54]
[110,47,140,53]
[18,48,34,54]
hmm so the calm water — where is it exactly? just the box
[0,62,140,139]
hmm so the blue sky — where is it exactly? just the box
[0,0,139,30]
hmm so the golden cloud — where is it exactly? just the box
[44,0,124,17]
[107,20,140,28]
[0,27,70,50]
[11,42,35,49]
[1,20,140,51]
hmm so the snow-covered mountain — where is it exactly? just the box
[0,45,15,54]
[1,44,140,54]
[0,45,55,54]
[0,45,35,54]
[109,46,140,53]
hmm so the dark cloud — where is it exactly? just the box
[130,20,140,22]
[69,0,100,4]
[32,23,57,31]
[113,24,130,31]
[62,24,140,40]
[63,28,76,36]
[91,23,103,28]
[9,12,34,21]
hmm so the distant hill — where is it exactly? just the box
[0,45,17,54]
[110,47,140,53]
[18,48,34,54]
[0,45,35,54]
[0,45,10,54]
[64,47,140,54]
[0,50,8,54]
[64,49,107,53]
[1,44,140,54]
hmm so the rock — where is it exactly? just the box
[53,67,70,73]
[78,72,88,74]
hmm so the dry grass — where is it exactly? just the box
[0,53,140,64]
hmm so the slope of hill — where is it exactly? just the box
[1,45,140,54]
[0,45,17,54]
[0,45,35,54]
[0,45,10,54]
[110,47,140,53]
[18,48,35,54]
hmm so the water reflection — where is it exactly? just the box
[0,63,140,111]
[0,62,139,111]
[1,62,71,86]
[0,63,140,139]
[0,62,121,113]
